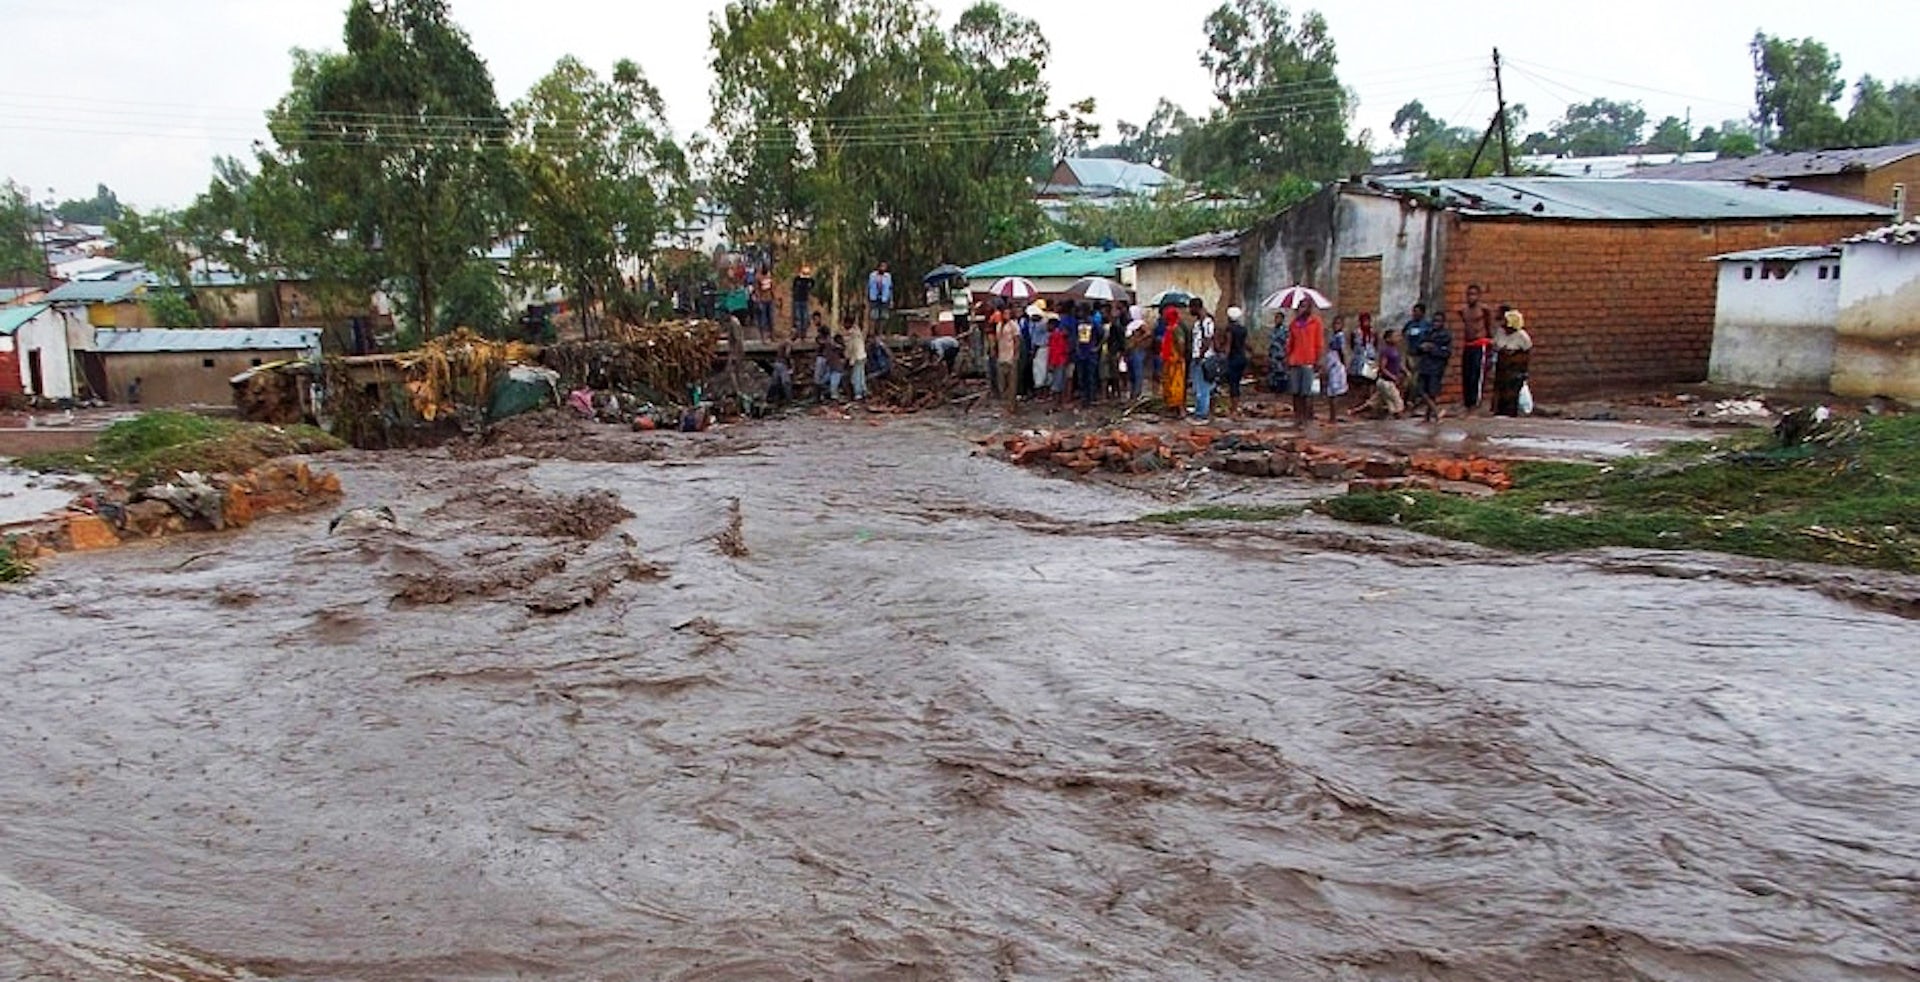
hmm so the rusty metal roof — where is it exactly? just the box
[1137,230,1243,261]
[1375,177,1895,221]
[1630,141,1920,181]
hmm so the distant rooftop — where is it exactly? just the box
[1630,141,1920,182]
[964,240,1163,281]
[44,279,143,304]
[1373,177,1895,222]
[1135,230,1243,261]
[91,327,321,355]
[1047,158,1177,196]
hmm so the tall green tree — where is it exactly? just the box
[53,184,123,225]
[1751,32,1845,150]
[1182,0,1360,195]
[1548,98,1647,156]
[1088,99,1198,172]
[512,56,689,335]
[709,0,1051,293]
[1647,115,1690,153]
[1840,75,1920,147]
[251,0,515,339]
[0,181,41,281]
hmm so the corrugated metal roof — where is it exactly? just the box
[964,240,1163,280]
[1057,158,1176,194]
[44,279,143,303]
[1711,245,1841,262]
[1376,177,1895,221]
[1630,142,1920,181]
[1844,221,1920,245]
[0,303,50,337]
[1138,230,1243,261]
[91,328,321,354]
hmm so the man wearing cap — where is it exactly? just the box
[1223,305,1250,417]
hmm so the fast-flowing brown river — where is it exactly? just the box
[2,417,1916,981]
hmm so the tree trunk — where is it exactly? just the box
[417,261,435,341]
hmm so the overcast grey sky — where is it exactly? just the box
[2,0,1914,209]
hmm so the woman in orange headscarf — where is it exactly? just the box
[1160,306,1187,417]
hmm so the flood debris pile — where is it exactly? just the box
[991,427,1513,491]
[313,322,736,448]
[336,479,664,615]
[865,343,973,413]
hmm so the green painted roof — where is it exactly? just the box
[965,240,1163,280]
[0,303,50,337]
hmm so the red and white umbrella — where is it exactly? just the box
[1062,277,1131,302]
[1262,285,1333,310]
[986,276,1040,300]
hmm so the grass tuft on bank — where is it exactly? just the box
[17,410,344,485]
[1320,414,1920,572]
[1140,504,1306,524]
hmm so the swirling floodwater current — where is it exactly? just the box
[1,417,1914,981]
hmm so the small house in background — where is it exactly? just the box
[1035,158,1178,222]
[84,328,321,407]
[1243,177,1892,401]
[1708,246,1844,391]
[1125,231,1243,314]
[0,303,92,402]
[963,240,1162,298]
[1834,222,1920,403]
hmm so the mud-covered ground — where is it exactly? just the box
[1,413,1916,981]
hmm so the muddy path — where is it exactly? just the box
[1,417,1916,981]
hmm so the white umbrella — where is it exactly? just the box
[1062,277,1130,302]
[1262,285,1332,310]
[986,276,1040,299]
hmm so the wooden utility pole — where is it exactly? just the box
[1493,48,1513,177]
[1464,49,1515,178]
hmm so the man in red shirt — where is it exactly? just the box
[1284,303,1325,425]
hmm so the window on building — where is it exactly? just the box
[251,357,263,366]
[1818,266,1829,280]
[1832,264,1841,280]
[202,357,215,368]
[1743,266,1754,280]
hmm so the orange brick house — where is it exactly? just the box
[1241,178,1892,400]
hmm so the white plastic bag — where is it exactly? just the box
[1517,381,1535,416]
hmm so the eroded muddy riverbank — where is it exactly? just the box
[2,417,1915,980]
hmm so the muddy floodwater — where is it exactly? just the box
[2,417,1916,981]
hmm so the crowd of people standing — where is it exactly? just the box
[977,285,1534,423]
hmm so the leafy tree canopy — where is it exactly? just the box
[1752,32,1846,150]
[54,184,123,225]
[1181,0,1364,196]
